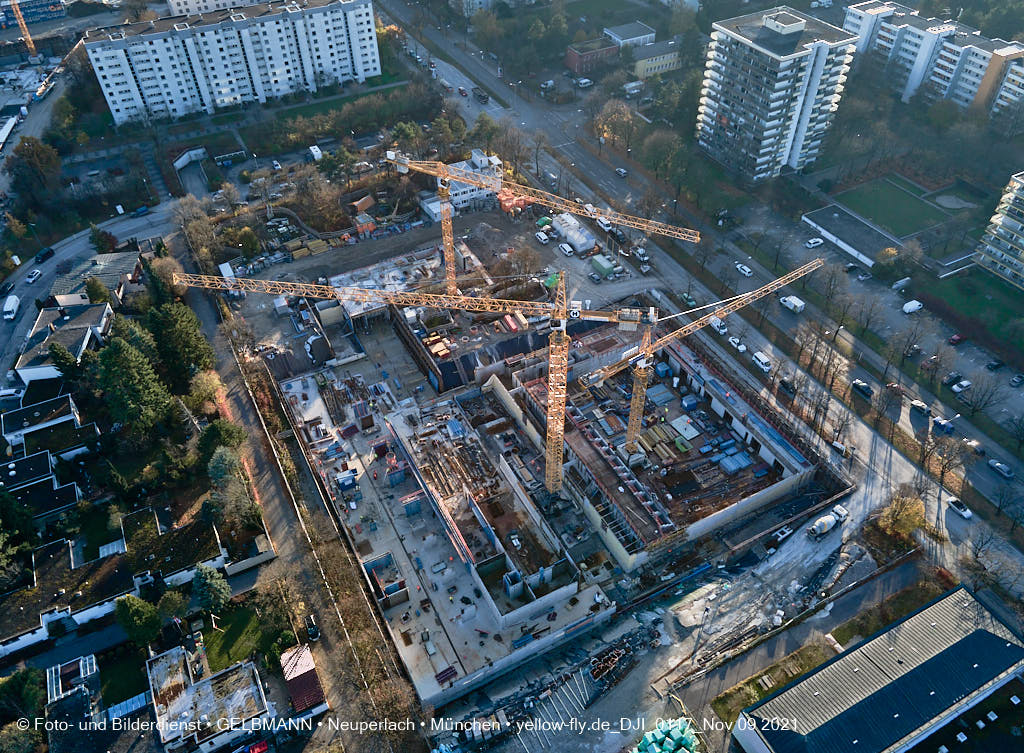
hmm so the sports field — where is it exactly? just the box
[836,177,947,237]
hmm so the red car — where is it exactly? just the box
[949,333,966,345]
[458,86,468,96]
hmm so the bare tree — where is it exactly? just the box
[891,318,933,368]
[831,293,858,339]
[873,388,901,433]
[960,372,1008,417]
[531,130,548,176]
[831,407,852,442]
[693,239,713,268]
[1007,414,1024,451]
[854,295,885,335]
[991,480,1021,517]
[813,262,848,308]
[933,435,970,494]
[968,527,998,560]
[927,344,957,385]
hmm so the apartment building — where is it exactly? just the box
[976,170,1024,291]
[696,7,857,182]
[844,1,1024,116]
[84,0,380,125]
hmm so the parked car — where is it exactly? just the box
[34,247,54,263]
[986,359,1005,371]
[558,243,574,257]
[963,438,985,456]
[856,271,872,281]
[734,262,753,277]
[922,355,941,372]
[805,238,824,248]
[909,399,931,415]
[534,231,549,245]
[941,371,963,387]
[25,269,41,284]
[1011,374,1024,388]
[458,86,468,96]
[778,377,796,397]
[951,379,973,394]
[588,272,602,284]
[0,281,12,296]
[851,379,874,398]
[947,497,972,520]
[728,336,747,353]
[272,160,282,171]
[845,263,859,273]
[682,292,697,307]
[948,333,966,345]
[615,167,628,177]
[886,382,903,394]
[989,459,1015,480]
[305,614,320,641]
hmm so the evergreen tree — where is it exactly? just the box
[147,303,215,392]
[193,564,231,613]
[115,595,160,647]
[47,342,81,382]
[197,419,246,464]
[84,277,112,304]
[97,338,171,433]
[110,314,160,365]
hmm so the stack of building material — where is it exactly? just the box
[308,239,329,255]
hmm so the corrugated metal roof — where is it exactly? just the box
[745,587,1024,753]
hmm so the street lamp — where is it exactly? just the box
[26,222,43,251]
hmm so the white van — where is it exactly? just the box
[576,78,594,88]
[752,351,772,373]
[596,217,613,233]
[709,316,728,335]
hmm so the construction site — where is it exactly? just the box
[173,152,844,717]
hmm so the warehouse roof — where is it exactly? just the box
[743,587,1024,753]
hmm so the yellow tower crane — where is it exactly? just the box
[386,151,701,292]
[580,258,825,452]
[11,0,36,58]
[173,271,657,492]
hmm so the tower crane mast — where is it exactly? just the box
[581,258,825,451]
[11,0,36,58]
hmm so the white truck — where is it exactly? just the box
[806,504,849,539]
[3,294,18,321]
[780,295,805,314]
[307,145,323,162]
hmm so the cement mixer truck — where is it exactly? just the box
[806,504,849,540]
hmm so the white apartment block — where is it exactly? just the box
[977,170,1024,292]
[696,7,857,182]
[168,0,250,13]
[844,1,1024,116]
[84,0,380,125]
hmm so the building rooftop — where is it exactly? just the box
[10,476,79,520]
[0,449,52,490]
[570,37,619,53]
[715,6,858,58]
[147,646,268,745]
[83,0,365,42]
[15,303,111,373]
[744,587,1024,753]
[49,251,141,299]
[1,395,75,435]
[280,644,326,714]
[604,21,656,41]
[327,245,447,320]
[803,204,902,256]
[634,37,682,61]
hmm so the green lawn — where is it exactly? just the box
[926,269,1024,346]
[886,174,927,197]
[98,645,149,706]
[275,83,407,120]
[203,607,278,672]
[836,178,948,237]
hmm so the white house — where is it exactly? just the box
[15,303,112,385]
